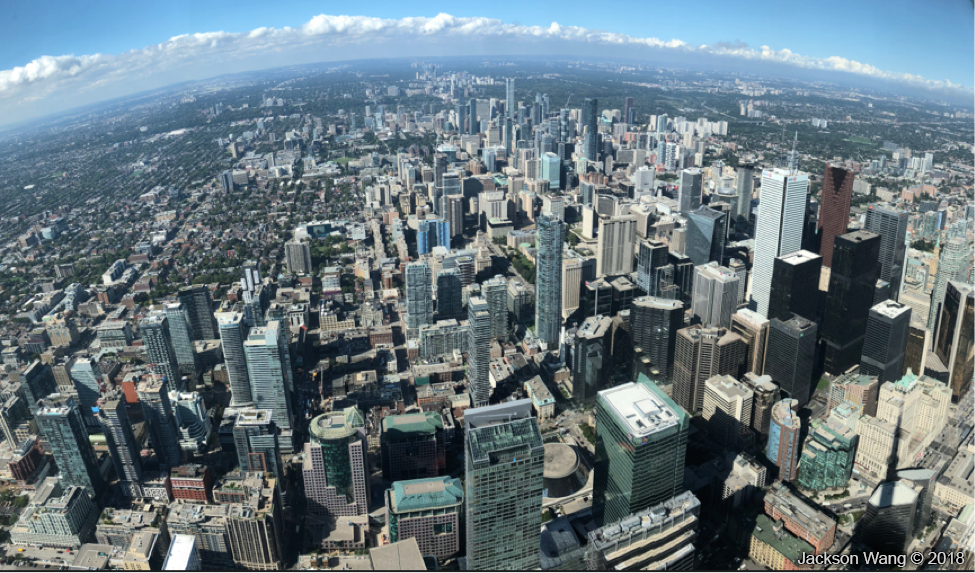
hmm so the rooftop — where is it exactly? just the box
[381,411,443,438]
[598,377,684,439]
[369,538,426,571]
[310,407,364,440]
[750,514,815,564]
[388,476,463,514]
[778,249,821,266]
[871,300,911,319]
[868,481,919,509]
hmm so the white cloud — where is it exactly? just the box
[0,12,971,111]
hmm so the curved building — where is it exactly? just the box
[543,443,586,499]
[768,399,801,482]
[303,408,370,517]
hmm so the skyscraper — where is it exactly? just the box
[677,169,703,214]
[481,275,509,340]
[234,409,283,478]
[535,214,566,349]
[243,321,293,438]
[863,204,908,299]
[927,237,969,331]
[860,481,918,554]
[636,238,669,296]
[141,313,183,390]
[443,195,464,242]
[731,309,770,376]
[137,378,182,467]
[464,401,544,571]
[35,394,105,496]
[303,408,370,516]
[582,98,598,161]
[768,399,801,482]
[405,262,434,331]
[284,239,313,275]
[435,269,463,320]
[691,262,740,329]
[594,377,688,526]
[685,206,726,266]
[822,231,881,375]
[164,303,199,382]
[98,398,143,496]
[505,78,515,120]
[596,215,637,277]
[570,315,612,406]
[673,326,746,413]
[630,296,684,380]
[735,163,755,219]
[702,374,754,448]
[216,312,252,407]
[817,165,855,268]
[766,314,817,407]
[178,285,218,340]
[751,168,809,318]
[380,412,445,482]
[12,361,57,417]
[467,296,492,408]
[768,250,822,321]
[933,281,974,401]
[860,300,911,383]
[68,358,102,427]
[418,219,450,255]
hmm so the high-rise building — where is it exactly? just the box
[406,262,434,331]
[535,214,566,348]
[303,408,370,516]
[141,313,183,390]
[766,314,817,407]
[284,239,312,275]
[98,398,143,497]
[859,300,911,383]
[741,373,780,439]
[582,98,598,161]
[243,321,293,435]
[768,399,801,482]
[386,476,463,562]
[863,204,908,299]
[171,391,212,453]
[418,219,450,255]
[636,239,669,296]
[702,374,753,448]
[137,378,182,467]
[594,377,689,526]
[630,296,683,380]
[735,163,755,219]
[685,206,726,266]
[731,309,770,376]
[505,78,515,120]
[12,361,58,416]
[234,409,282,478]
[224,475,284,571]
[464,401,544,571]
[673,326,746,414]
[751,168,808,318]
[822,231,881,375]
[817,165,855,268]
[35,394,105,496]
[165,303,198,382]
[68,358,102,427]
[860,481,918,554]
[435,269,462,320]
[570,315,612,406]
[467,296,492,408]
[380,412,445,482]
[768,250,821,321]
[177,285,218,341]
[903,319,929,378]
[596,215,637,277]
[928,237,970,331]
[216,312,252,407]
[443,195,464,241]
[691,262,740,329]
[796,418,858,491]
[933,281,974,401]
[677,169,703,214]
[481,275,509,340]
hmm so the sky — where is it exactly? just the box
[1,0,972,125]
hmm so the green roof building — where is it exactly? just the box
[381,412,446,482]
[797,418,858,491]
[386,476,463,562]
[748,513,815,570]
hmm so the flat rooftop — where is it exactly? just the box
[599,382,679,438]
[778,250,821,265]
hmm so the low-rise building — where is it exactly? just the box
[10,479,99,548]
[747,514,814,571]
[763,483,836,555]
[524,376,555,421]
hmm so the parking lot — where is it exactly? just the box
[0,544,75,569]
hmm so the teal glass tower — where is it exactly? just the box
[593,374,689,526]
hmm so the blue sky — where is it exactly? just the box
[0,1,971,125]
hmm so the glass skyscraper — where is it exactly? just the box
[141,313,182,390]
[243,321,294,434]
[467,296,492,408]
[535,213,565,349]
[165,302,199,381]
[406,261,434,330]
[216,312,252,407]
[751,168,808,318]
[36,394,105,497]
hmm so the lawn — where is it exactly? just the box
[817,377,831,391]
[843,136,874,146]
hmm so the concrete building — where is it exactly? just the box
[285,239,313,275]
[467,296,492,408]
[672,326,746,414]
[141,313,182,390]
[751,168,808,318]
[380,412,445,482]
[763,482,837,555]
[216,312,252,407]
[385,476,463,562]
[629,296,683,380]
[35,394,105,496]
[691,262,740,329]
[731,309,769,376]
[243,321,294,437]
[233,409,282,478]
[768,399,801,482]
[137,378,182,468]
[97,399,143,496]
[596,215,637,277]
[10,480,98,549]
[702,375,753,448]
[303,408,370,517]
[535,214,566,349]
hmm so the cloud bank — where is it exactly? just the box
[1,13,971,121]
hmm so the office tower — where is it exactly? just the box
[731,309,769,376]
[630,296,683,379]
[225,484,284,570]
[68,358,101,427]
[594,377,689,526]
[98,398,143,496]
[860,481,918,554]
[766,314,817,407]
[417,219,449,255]
[796,418,858,491]
[443,195,464,241]
[934,281,974,401]
[596,215,637,276]
[927,237,969,331]
[455,102,467,134]
[164,303,199,382]
[435,269,462,320]
[673,326,746,413]
[582,98,598,161]
[728,258,748,305]
[35,394,105,496]
[859,301,911,383]
[685,206,726,266]
[14,360,58,415]
[863,204,908,298]
[433,153,446,201]
[735,163,754,218]
[216,312,252,407]
[482,275,509,339]
[508,276,533,325]
[178,285,218,340]
[541,152,560,190]
[142,313,182,389]
[234,409,282,477]
[636,239,669,296]
[677,169,703,214]
[768,250,822,321]
[822,231,881,374]
[464,401,544,571]
[505,78,515,119]
[896,468,936,538]
[467,296,492,408]
[0,396,31,449]
[381,412,445,482]
[691,262,740,329]
[702,374,753,448]
[741,373,780,438]
[243,321,293,435]
[768,399,801,481]
[303,407,370,516]
[405,262,434,330]
[751,168,808,317]
[221,170,234,192]
[284,239,312,275]
[817,165,855,267]
[386,476,463,562]
[903,319,929,378]
[137,378,182,467]
[585,491,700,571]
[468,98,477,134]
[535,214,566,348]
[570,315,612,406]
